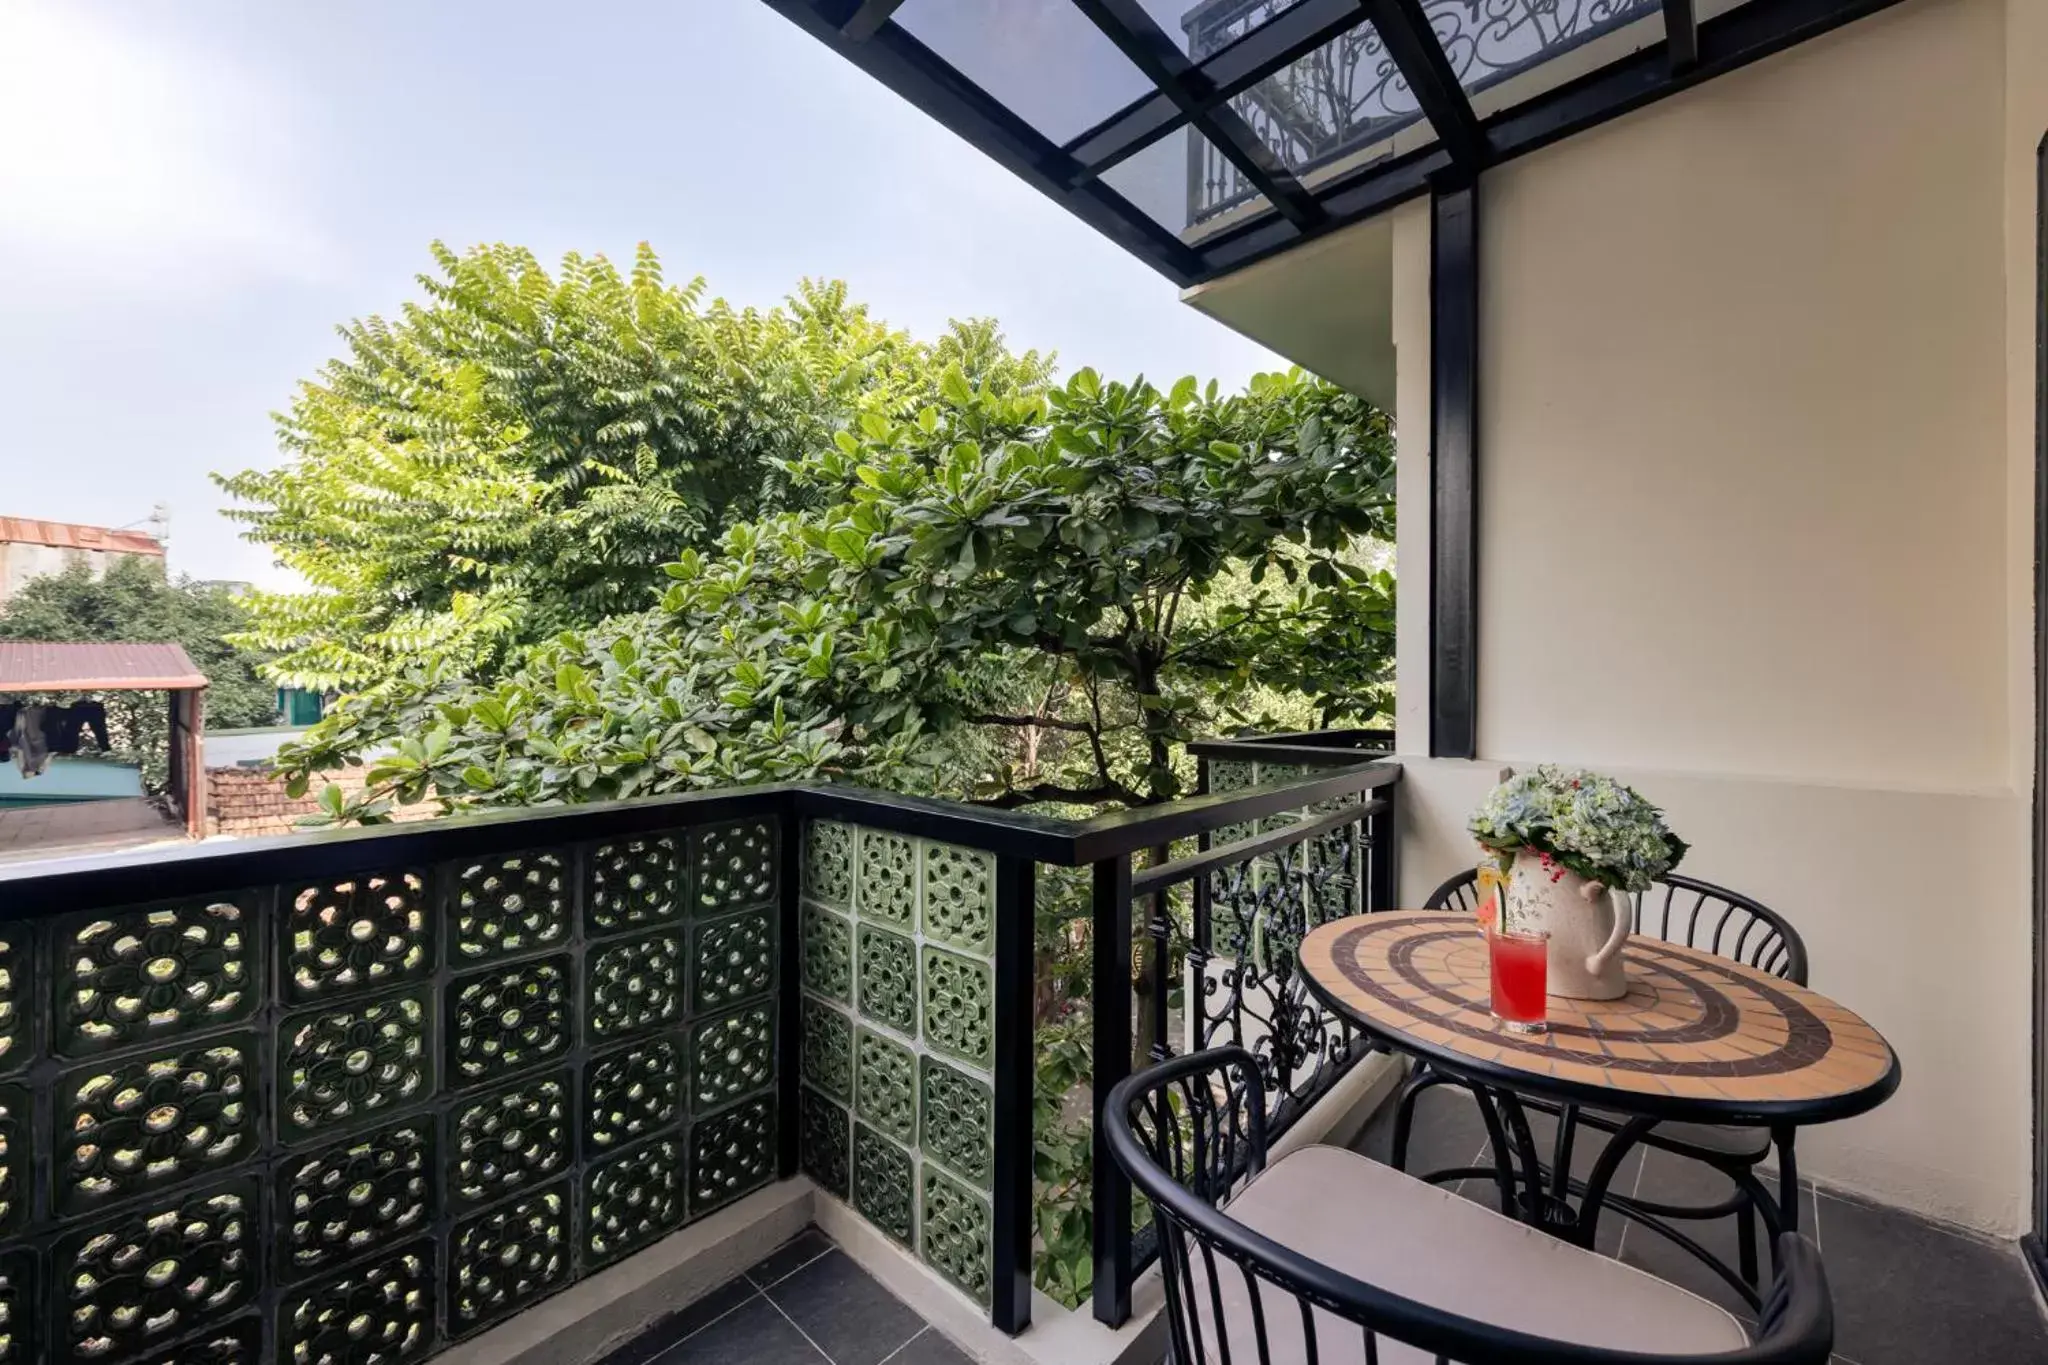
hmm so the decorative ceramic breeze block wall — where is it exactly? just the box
[798,821,997,1306]
[0,816,782,1365]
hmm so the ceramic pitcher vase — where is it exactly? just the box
[1501,853,1632,1000]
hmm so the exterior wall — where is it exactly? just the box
[1389,0,2038,1233]
[0,540,161,605]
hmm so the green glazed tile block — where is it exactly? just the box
[690,907,776,1012]
[586,833,687,936]
[804,820,857,909]
[801,996,853,1103]
[586,931,684,1040]
[585,1037,684,1152]
[856,926,918,1034]
[800,1087,851,1199]
[802,905,853,1004]
[921,1166,992,1306]
[692,818,778,916]
[1208,759,1257,792]
[920,1056,992,1189]
[920,842,994,956]
[585,1134,685,1267]
[853,1123,915,1247]
[856,830,917,929]
[690,1002,775,1114]
[920,946,992,1067]
[690,1093,776,1215]
[854,1027,916,1144]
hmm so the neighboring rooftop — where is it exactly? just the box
[0,641,207,692]
[0,516,164,557]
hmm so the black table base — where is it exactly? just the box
[1391,1065,1800,1313]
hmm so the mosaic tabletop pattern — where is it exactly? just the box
[1302,912,1897,1118]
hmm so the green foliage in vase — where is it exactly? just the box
[1471,765,1689,892]
[0,557,277,790]
[215,242,1052,691]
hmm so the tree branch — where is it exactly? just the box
[967,712,1097,734]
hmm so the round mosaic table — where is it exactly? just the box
[1299,911,1899,1290]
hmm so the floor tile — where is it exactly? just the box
[1477,1105,1644,1255]
[748,1228,835,1289]
[1353,1073,1489,1174]
[765,1249,928,1365]
[1617,1148,1815,1323]
[879,1327,975,1365]
[602,1276,759,1365]
[1814,1191,2048,1365]
[664,1294,828,1365]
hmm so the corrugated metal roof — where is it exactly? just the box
[0,518,165,556]
[0,642,207,692]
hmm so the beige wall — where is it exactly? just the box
[1384,0,2040,1234]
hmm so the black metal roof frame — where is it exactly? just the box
[764,0,1909,287]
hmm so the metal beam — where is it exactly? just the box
[758,0,1204,284]
[839,0,903,42]
[1663,0,1699,71]
[1073,0,1327,229]
[1367,0,1488,175]
[1428,182,1479,760]
[1064,0,1373,177]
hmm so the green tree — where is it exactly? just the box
[216,243,1052,691]
[0,557,276,789]
[277,366,1392,819]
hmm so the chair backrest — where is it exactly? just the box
[1423,869,1809,985]
[1106,1047,1835,1365]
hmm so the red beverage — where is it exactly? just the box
[1489,928,1549,1033]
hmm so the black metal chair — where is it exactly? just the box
[1107,1047,1834,1365]
[1398,869,1810,1297]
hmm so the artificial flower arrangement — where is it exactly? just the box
[1469,765,1688,895]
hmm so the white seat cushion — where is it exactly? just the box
[1648,1120,1772,1160]
[1177,1144,1750,1365]
[1573,1108,1771,1161]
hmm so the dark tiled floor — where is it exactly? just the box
[1354,1085,2048,1365]
[599,1228,972,1365]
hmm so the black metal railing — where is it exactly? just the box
[1084,744,1401,1325]
[0,742,1401,1360]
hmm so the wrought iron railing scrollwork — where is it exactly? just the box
[1085,746,1401,1326]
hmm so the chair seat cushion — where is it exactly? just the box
[1183,1144,1749,1365]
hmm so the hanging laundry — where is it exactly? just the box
[12,707,49,778]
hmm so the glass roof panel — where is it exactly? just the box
[1099,125,1255,239]
[894,0,1158,144]
[1222,20,1428,178]
[1432,0,1663,101]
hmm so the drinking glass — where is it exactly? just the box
[1489,926,1549,1033]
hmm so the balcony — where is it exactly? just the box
[0,725,2041,1365]
[0,731,1402,1365]
[1179,0,1665,226]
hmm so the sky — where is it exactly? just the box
[0,0,1282,588]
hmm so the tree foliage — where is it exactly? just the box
[216,243,1052,690]
[0,557,276,789]
[279,366,1393,820]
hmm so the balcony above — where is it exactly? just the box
[760,0,1921,287]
